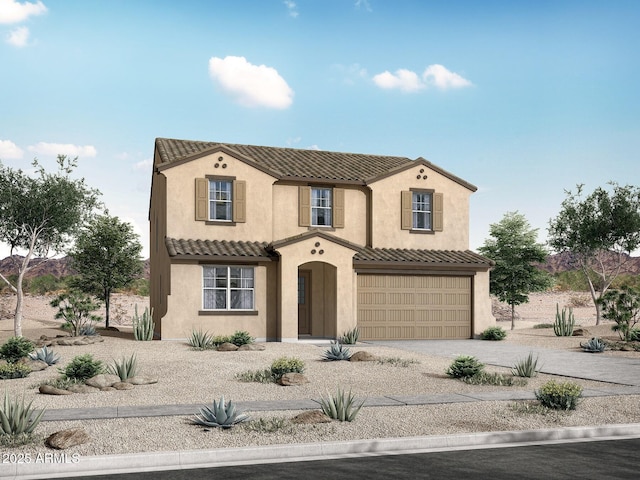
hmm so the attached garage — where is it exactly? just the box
[357,274,472,340]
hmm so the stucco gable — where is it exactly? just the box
[269,229,362,252]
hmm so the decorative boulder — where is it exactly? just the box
[86,374,121,389]
[349,351,377,362]
[46,428,90,449]
[572,328,589,337]
[238,343,265,351]
[113,382,135,390]
[39,385,72,395]
[217,342,238,351]
[125,376,158,385]
[67,384,100,394]
[278,372,309,386]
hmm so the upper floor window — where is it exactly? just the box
[311,188,332,227]
[412,191,432,230]
[203,266,254,310]
[209,180,232,221]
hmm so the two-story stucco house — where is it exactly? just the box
[149,138,494,341]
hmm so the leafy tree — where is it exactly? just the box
[548,183,640,324]
[0,156,100,337]
[479,212,553,330]
[69,214,143,328]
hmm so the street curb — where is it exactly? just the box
[7,423,640,479]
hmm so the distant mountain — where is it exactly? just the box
[0,255,150,280]
[538,251,640,275]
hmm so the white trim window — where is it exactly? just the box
[209,180,232,221]
[412,191,432,230]
[203,266,254,310]
[311,188,332,226]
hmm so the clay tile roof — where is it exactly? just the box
[155,137,412,183]
[354,247,494,267]
[166,238,276,259]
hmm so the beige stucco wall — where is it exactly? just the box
[369,163,472,250]
[161,262,272,341]
[275,235,358,341]
[163,152,277,242]
[472,269,495,336]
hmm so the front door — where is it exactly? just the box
[298,270,311,335]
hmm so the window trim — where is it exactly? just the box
[206,176,234,222]
[410,188,434,232]
[311,187,333,227]
[201,265,256,312]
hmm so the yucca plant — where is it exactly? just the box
[0,391,45,436]
[580,337,606,353]
[108,353,139,381]
[192,396,249,429]
[339,327,360,345]
[321,341,352,361]
[319,388,365,422]
[511,352,541,378]
[29,346,61,366]
[187,329,214,350]
[133,305,155,341]
[553,304,575,337]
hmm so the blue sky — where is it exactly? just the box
[1,0,639,259]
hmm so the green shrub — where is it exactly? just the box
[191,396,249,429]
[132,305,155,341]
[480,326,507,340]
[320,388,365,422]
[229,330,254,347]
[34,377,82,390]
[211,335,232,347]
[0,392,45,438]
[187,329,214,350]
[339,327,360,345]
[0,337,35,363]
[59,354,104,381]
[630,328,640,342]
[235,368,274,383]
[446,355,484,378]
[270,356,305,380]
[598,286,640,341]
[553,304,575,337]
[29,274,65,295]
[107,354,139,381]
[580,337,606,353]
[0,363,32,379]
[535,380,583,410]
[29,346,61,366]
[321,342,352,361]
[511,352,540,378]
[376,357,419,367]
[50,291,101,337]
[461,372,526,387]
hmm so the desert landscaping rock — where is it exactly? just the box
[39,385,72,395]
[86,374,121,389]
[46,428,90,449]
[238,343,266,351]
[292,410,331,424]
[18,358,48,371]
[278,372,309,386]
[573,328,589,336]
[126,376,158,385]
[350,351,377,362]
[113,382,135,390]
[67,384,100,394]
[217,342,238,351]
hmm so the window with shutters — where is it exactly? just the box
[298,186,345,228]
[210,180,232,221]
[311,188,332,226]
[195,177,246,224]
[401,190,443,233]
[412,191,432,230]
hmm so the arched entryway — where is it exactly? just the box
[298,261,337,339]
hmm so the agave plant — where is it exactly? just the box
[581,337,606,353]
[321,341,352,361]
[28,346,61,366]
[187,329,214,350]
[511,352,541,378]
[319,388,365,422]
[192,396,249,429]
[339,327,360,345]
[107,353,139,381]
[0,391,46,436]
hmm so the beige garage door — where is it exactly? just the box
[357,275,471,340]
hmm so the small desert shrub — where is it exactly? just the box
[50,291,101,337]
[211,335,233,347]
[580,337,606,353]
[567,294,591,308]
[34,377,83,390]
[0,392,45,441]
[59,354,104,381]
[599,286,640,341]
[242,417,293,434]
[229,330,254,347]
[108,354,139,381]
[29,346,60,365]
[0,337,35,364]
[553,304,575,337]
[235,368,274,383]
[0,363,32,379]
[191,396,249,429]
[376,357,419,367]
[187,329,214,350]
[446,355,484,379]
[535,380,582,410]
[321,342,352,361]
[630,328,640,342]
[132,305,155,341]
[511,352,541,378]
[270,356,305,380]
[509,401,567,417]
[79,323,97,336]
[480,326,507,341]
[461,372,526,387]
[533,323,554,329]
[319,388,365,422]
[339,327,360,345]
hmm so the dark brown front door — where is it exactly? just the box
[298,270,311,335]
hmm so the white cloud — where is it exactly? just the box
[355,0,372,12]
[133,158,153,171]
[0,0,47,24]
[423,64,472,89]
[372,64,472,92]
[373,69,424,92]
[27,142,97,158]
[208,56,294,109]
[6,25,28,46]
[0,139,24,159]
[283,0,298,18]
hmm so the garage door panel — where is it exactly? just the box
[358,274,471,340]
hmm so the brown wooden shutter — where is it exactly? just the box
[195,178,208,221]
[401,190,412,230]
[233,180,246,223]
[333,188,345,228]
[433,192,443,232]
[299,186,311,226]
